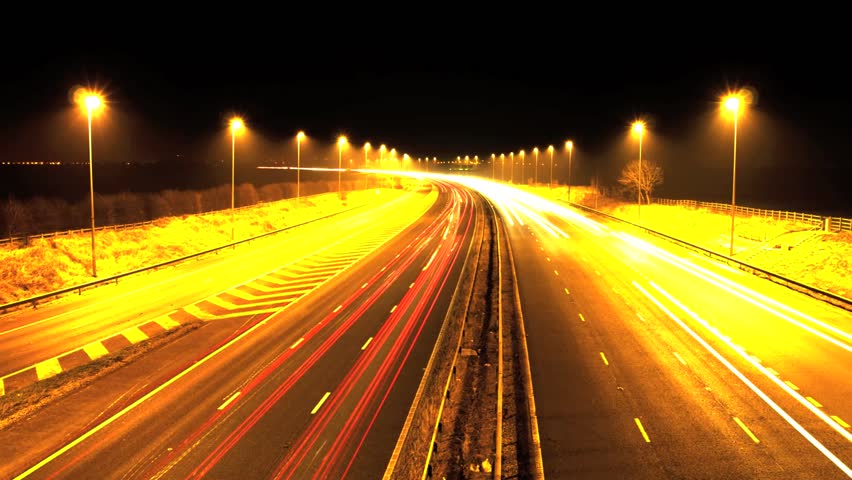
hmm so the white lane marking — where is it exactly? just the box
[634,418,651,443]
[595,270,601,276]
[409,283,415,289]
[546,257,551,262]
[564,288,570,295]
[361,282,368,289]
[218,391,241,411]
[636,281,852,475]
[673,352,686,365]
[554,270,559,276]
[361,337,373,350]
[636,313,646,323]
[578,313,586,322]
[333,305,342,313]
[733,417,760,443]
[599,352,609,366]
[390,305,397,314]
[290,338,304,349]
[312,392,331,414]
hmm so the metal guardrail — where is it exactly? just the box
[567,201,852,312]
[652,197,851,232]
[0,191,344,246]
[1,202,367,313]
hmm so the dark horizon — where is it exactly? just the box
[3,40,851,216]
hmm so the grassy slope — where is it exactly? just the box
[519,185,851,298]
[0,189,403,304]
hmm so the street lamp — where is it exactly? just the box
[631,121,645,221]
[723,92,745,256]
[547,145,554,189]
[364,142,371,169]
[76,90,104,277]
[500,153,506,182]
[533,147,539,185]
[229,117,245,241]
[296,131,305,207]
[379,144,387,168]
[510,152,515,183]
[519,150,526,184]
[491,153,496,180]
[565,140,574,200]
[338,135,347,198]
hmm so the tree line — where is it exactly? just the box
[1,178,375,242]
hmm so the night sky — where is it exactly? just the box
[2,29,850,215]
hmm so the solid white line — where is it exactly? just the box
[311,392,331,414]
[217,391,241,411]
[636,281,852,476]
[361,337,373,350]
[290,338,304,349]
[673,352,686,365]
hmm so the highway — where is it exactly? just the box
[2,182,481,479]
[0,189,429,394]
[464,180,852,479]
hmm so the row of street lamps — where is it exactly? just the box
[482,141,575,191]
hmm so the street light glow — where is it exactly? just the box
[230,117,245,133]
[724,94,741,113]
[338,135,348,147]
[297,131,306,140]
[631,121,645,136]
[84,94,102,111]
[565,140,573,151]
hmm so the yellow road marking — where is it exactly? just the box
[634,418,650,442]
[750,355,762,364]
[599,352,609,366]
[84,342,110,360]
[290,338,304,349]
[832,416,850,429]
[217,391,241,411]
[733,417,760,443]
[673,352,686,365]
[391,305,397,313]
[766,367,780,376]
[35,358,62,381]
[183,304,278,320]
[312,392,331,414]
[0,379,4,396]
[784,380,799,391]
[806,396,823,408]
[361,337,373,350]
[578,313,585,322]
[122,327,148,344]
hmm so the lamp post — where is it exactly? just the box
[364,142,371,169]
[78,91,104,277]
[500,153,506,182]
[510,152,515,183]
[723,93,744,256]
[379,144,386,169]
[533,147,539,185]
[229,117,244,241]
[565,140,574,200]
[296,131,305,207]
[338,136,347,198]
[519,150,526,185]
[547,145,554,190]
[631,121,645,221]
[491,153,496,180]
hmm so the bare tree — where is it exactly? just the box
[2,195,31,241]
[618,159,664,204]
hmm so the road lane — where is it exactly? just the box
[5,182,481,480]
[464,180,852,478]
